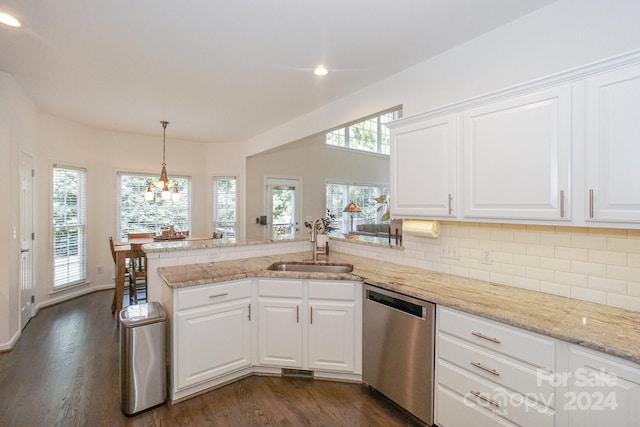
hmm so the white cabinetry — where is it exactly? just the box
[257,279,303,367]
[435,306,556,427]
[463,86,572,221]
[307,280,358,372]
[563,346,640,427]
[585,63,640,223]
[389,114,457,218]
[174,279,253,392]
[257,278,361,374]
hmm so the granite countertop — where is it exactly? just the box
[157,251,640,365]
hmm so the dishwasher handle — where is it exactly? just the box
[366,289,426,319]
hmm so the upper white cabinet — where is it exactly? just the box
[585,63,640,223]
[389,114,457,218]
[463,86,572,221]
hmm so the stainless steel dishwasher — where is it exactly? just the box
[363,283,435,425]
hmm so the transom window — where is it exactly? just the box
[326,182,389,233]
[213,176,237,238]
[53,165,87,289]
[325,107,401,155]
[118,173,191,239]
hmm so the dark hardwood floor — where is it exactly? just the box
[0,290,421,427]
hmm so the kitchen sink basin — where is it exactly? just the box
[267,262,353,273]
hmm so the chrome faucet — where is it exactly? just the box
[310,219,322,262]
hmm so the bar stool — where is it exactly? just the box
[109,236,130,314]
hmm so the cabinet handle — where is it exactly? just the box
[310,307,313,325]
[470,390,501,408]
[208,292,228,299]
[448,194,453,215]
[296,305,299,323]
[472,331,501,344]
[471,361,500,377]
[248,303,251,321]
[560,190,565,218]
[589,189,594,218]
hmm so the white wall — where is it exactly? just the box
[32,114,209,308]
[0,72,37,348]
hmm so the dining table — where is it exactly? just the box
[112,235,211,316]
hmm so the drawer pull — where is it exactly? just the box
[470,390,501,408]
[208,292,229,299]
[472,331,501,344]
[471,361,500,377]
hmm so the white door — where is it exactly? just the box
[20,152,34,330]
[266,178,300,239]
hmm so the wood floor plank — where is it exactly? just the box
[0,290,422,427]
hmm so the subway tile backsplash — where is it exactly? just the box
[332,222,640,312]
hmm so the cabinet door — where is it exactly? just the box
[258,299,303,367]
[463,86,571,220]
[390,114,457,218]
[585,64,640,223]
[175,299,252,390]
[308,302,356,372]
[565,347,640,427]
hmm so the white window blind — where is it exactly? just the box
[118,173,191,239]
[213,176,237,238]
[53,165,87,289]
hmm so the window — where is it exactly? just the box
[213,176,237,238]
[325,107,401,155]
[52,165,87,289]
[118,173,190,239]
[326,182,389,232]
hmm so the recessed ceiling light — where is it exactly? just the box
[0,12,21,27]
[313,66,328,77]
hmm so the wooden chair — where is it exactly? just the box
[127,243,147,305]
[109,236,130,314]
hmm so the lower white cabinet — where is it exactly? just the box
[563,346,640,427]
[166,277,362,402]
[173,279,253,392]
[435,306,556,427]
[257,279,304,367]
[257,278,360,374]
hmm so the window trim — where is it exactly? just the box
[213,175,237,238]
[117,171,192,239]
[325,105,402,155]
[52,164,88,290]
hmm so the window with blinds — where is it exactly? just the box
[118,173,191,239]
[326,182,389,232]
[213,176,237,238]
[52,165,87,289]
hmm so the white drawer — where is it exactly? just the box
[436,385,516,427]
[437,359,554,426]
[308,280,356,301]
[438,334,556,405]
[258,278,303,298]
[438,307,555,369]
[177,279,252,311]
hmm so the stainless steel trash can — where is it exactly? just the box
[119,302,167,415]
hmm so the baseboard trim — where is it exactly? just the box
[0,330,22,353]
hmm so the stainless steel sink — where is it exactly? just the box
[267,262,353,273]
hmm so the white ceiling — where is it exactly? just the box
[0,0,556,143]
